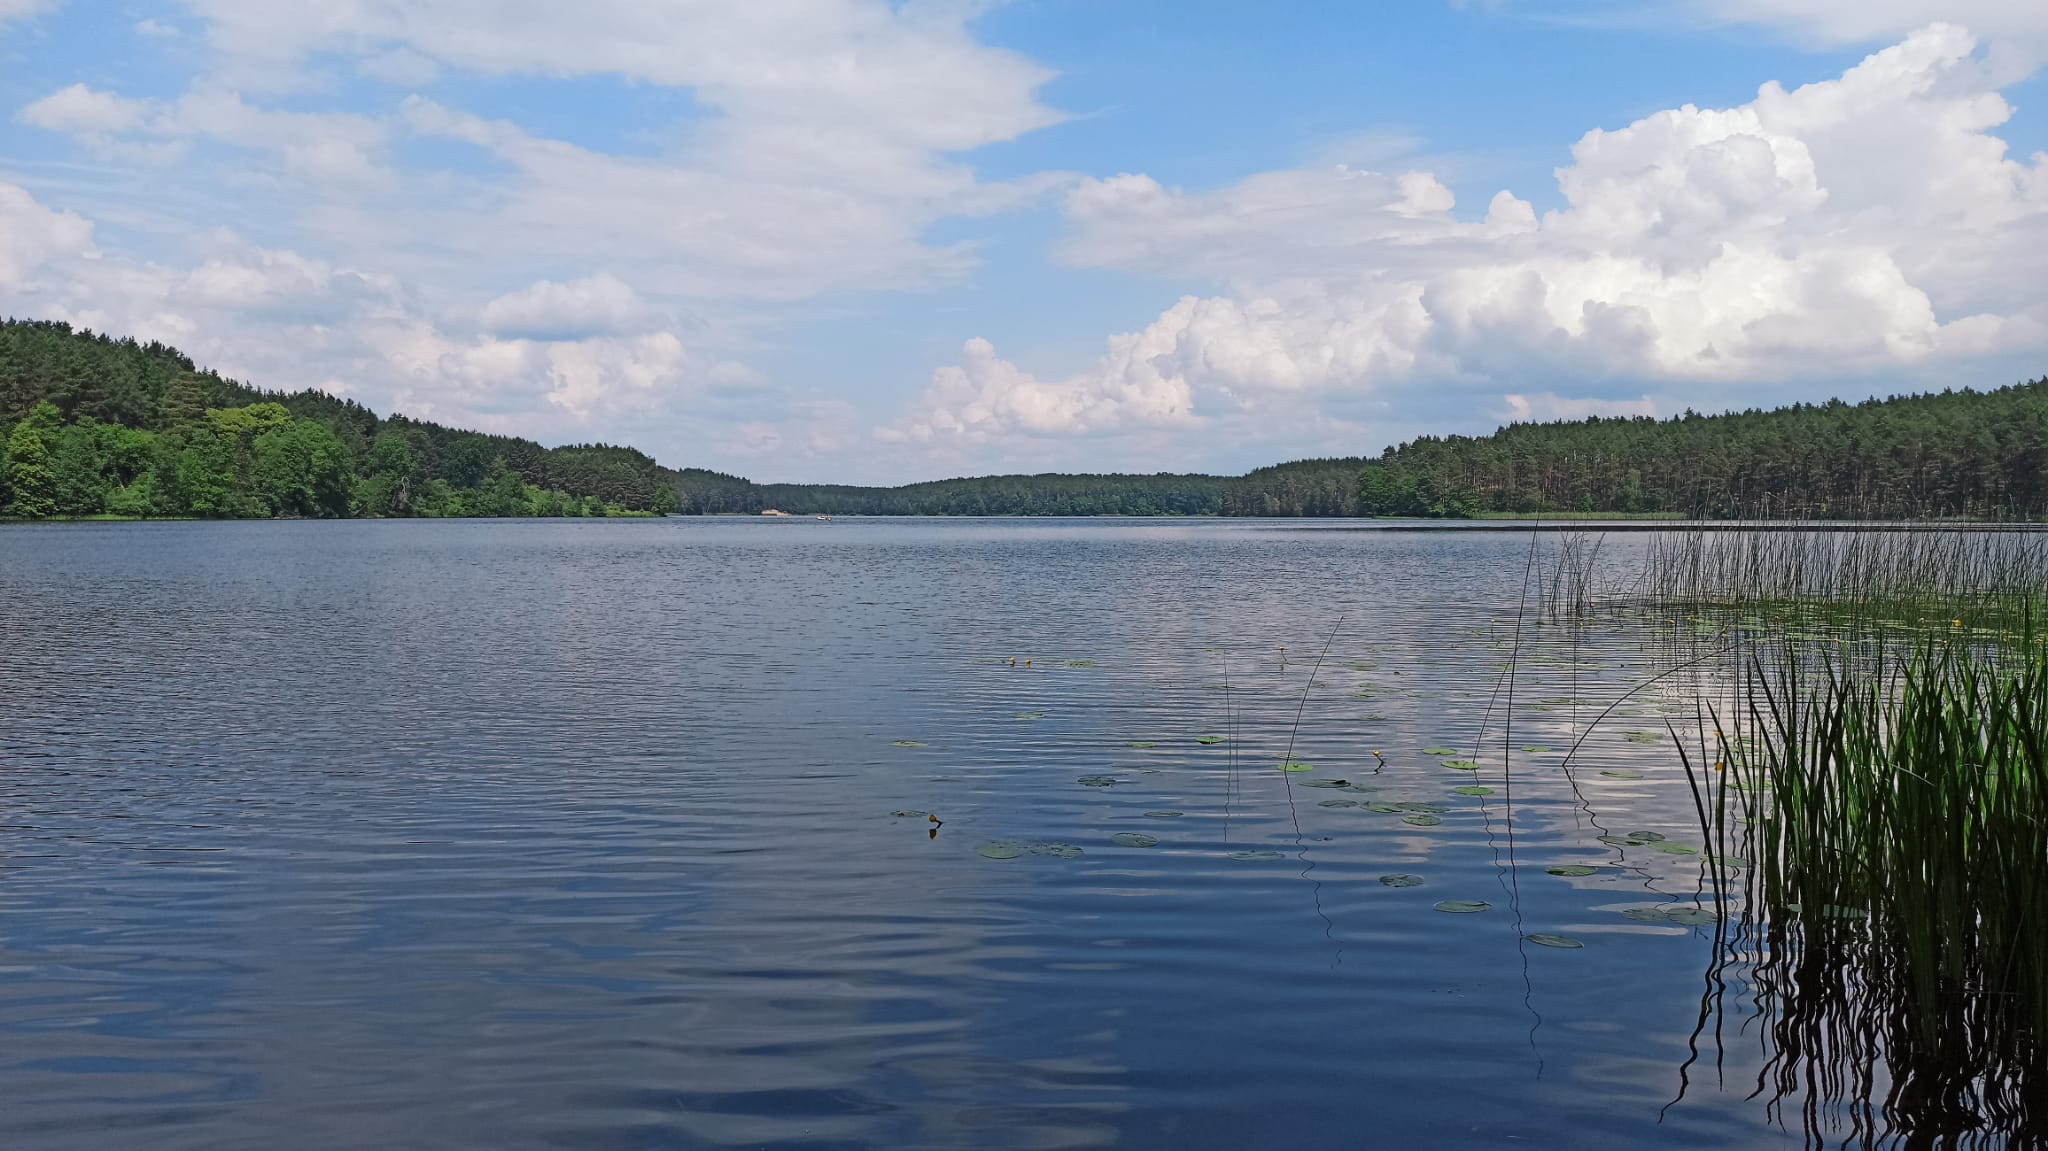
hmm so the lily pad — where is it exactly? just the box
[1143,811,1184,819]
[1392,802,1447,813]
[1366,802,1406,813]
[1013,712,1045,721]
[891,809,933,818]
[1624,731,1664,744]
[1195,735,1227,745]
[1434,900,1492,914]
[1227,849,1285,862]
[1402,814,1443,827]
[1521,745,1552,753]
[1708,855,1750,869]
[1125,742,1159,749]
[1301,778,1351,789]
[1620,907,1670,922]
[1545,865,1598,877]
[1599,769,1645,780]
[1317,799,1359,808]
[1441,759,1481,771]
[1064,660,1097,669]
[1076,775,1120,787]
[1649,841,1697,856]
[976,842,1025,860]
[1423,747,1459,756]
[890,740,928,748]
[1111,832,1160,848]
[1277,761,1315,772]
[1379,873,1425,888]
[1626,831,1667,843]
[1029,843,1085,859]
[1453,785,1494,796]
[1664,907,1718,926]
[1528,933,1584,949]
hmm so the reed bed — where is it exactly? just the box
[1674,625,2047,1148]
[1645,525,2048,613]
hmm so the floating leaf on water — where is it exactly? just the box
[1346,661,1377,671]
[1379,873,1425,888]
[1064,660,1097,669]
[1278,761,1315,773]
[892,810,933,819]
[1111,832,1160,848]
[1028,843,1084,859]
[1076,775,1120,787]
[1545,865,1598,877]
[1366,802,1407,813]
[1423,747,1459,757]
[1623,731,1664,744]
[1195,735,1227,745]
[1649,841,1697,856]
[1521,745,1552,753]
[1317,799,1360,808]
[1528,933,1584,949]
[1596,835,1641,848]
[890,740,928,748]
[1013,712,1045,721]
[1627,830,1667,843]
[976,842,1024,860]
[1434,900,1491,914]
[1227,850,1285,862]
[1620,907,1669,922]
[1143,810,1184,819]
[1599,769,1645,780]
[1402,814,1444,827]
[1453,785,1494,796]
[1665,907,1718,926]
[1301,778,1350,789]
[1392,802,1447,814]
[1124,742,1159,749]
[1708,855,1750,869]
[1441,759,1481,771]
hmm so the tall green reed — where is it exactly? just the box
[1678,620,2047,1146]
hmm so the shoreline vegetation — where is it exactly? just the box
[5,318,2046,523]
[1559,527,2048,1145]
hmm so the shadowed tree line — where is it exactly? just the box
[8,318,2044,521]
[1358,384,2048,520]
[1,320,675,519]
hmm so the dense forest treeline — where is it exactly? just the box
[1360,382,2048,519]
[671,468,1229,516]
[1,320,675,519]
[6,318,2044,521]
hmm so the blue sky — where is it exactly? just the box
[3,1,2046,483]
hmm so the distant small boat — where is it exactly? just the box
[761,509,792,517]
[816,515,833,522]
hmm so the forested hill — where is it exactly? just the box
[7,318,2045,521]
[1357,382,2048,520]
[1,320,674,519]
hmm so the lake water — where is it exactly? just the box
[0,518,1805,1149]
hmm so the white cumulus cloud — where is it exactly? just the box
[892,24,2048,454]
[478,275,643,340]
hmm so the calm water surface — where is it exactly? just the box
[0,519,1789,1149]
